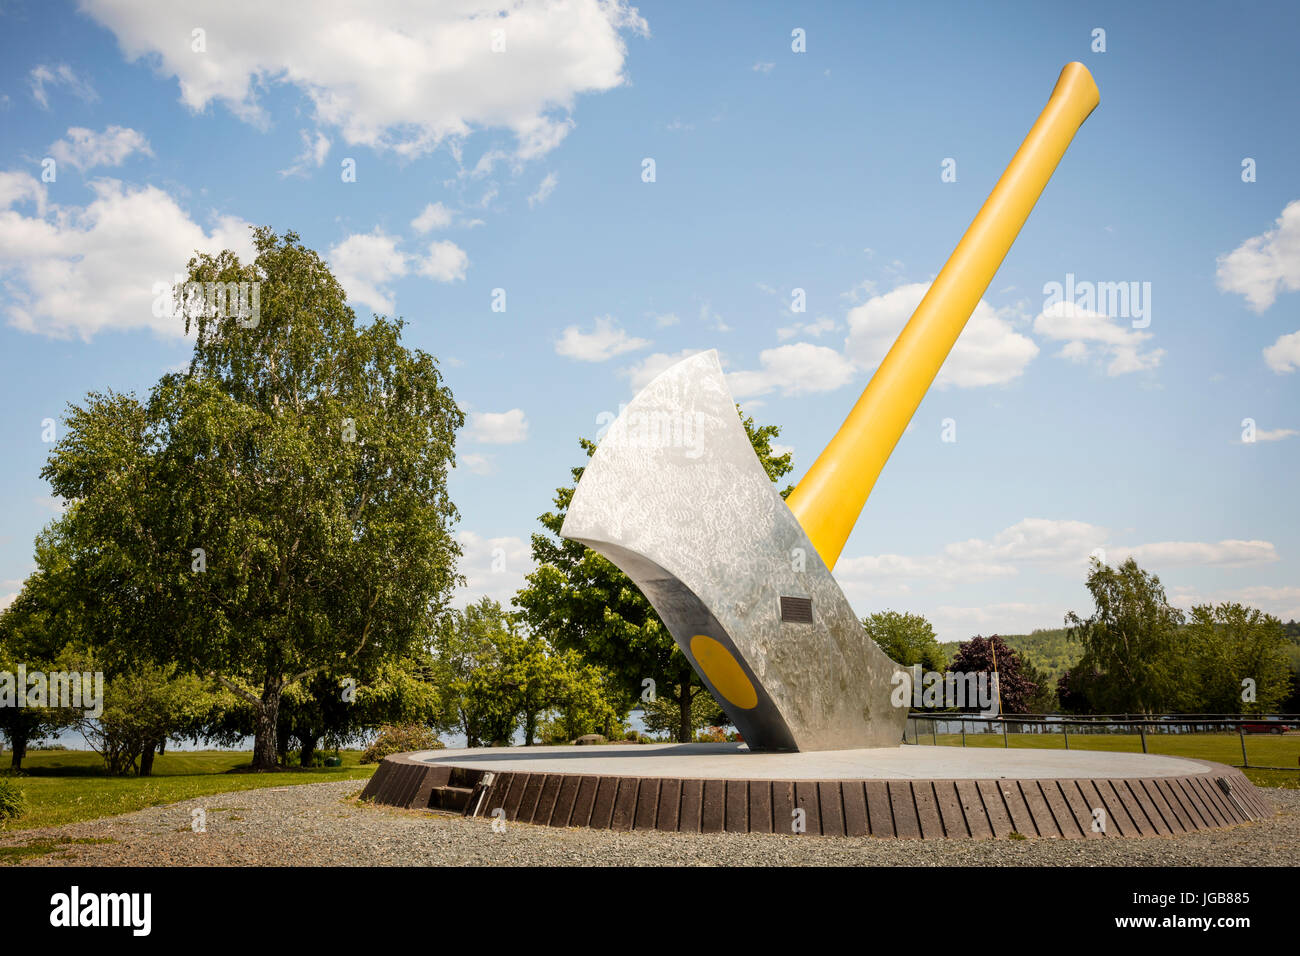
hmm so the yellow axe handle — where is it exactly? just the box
[786,62,1100,570]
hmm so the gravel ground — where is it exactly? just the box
[4,781,1299,866]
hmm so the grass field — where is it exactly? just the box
[1,750,375,832]
[912,731,1300,788]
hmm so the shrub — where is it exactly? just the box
[0,778,25,823]
[360,724,444,764]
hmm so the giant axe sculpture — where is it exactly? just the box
[562,63,1100,751]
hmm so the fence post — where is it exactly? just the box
[1239,723,1248,768]
[961,720,966,747]
[1002,720,1009,749]
[1063,722,1069,750]
[933,720,938,746]
[1139,723,1148,754]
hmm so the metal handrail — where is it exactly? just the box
[901,713,1298,770]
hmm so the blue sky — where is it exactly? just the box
[1,0,1297,642]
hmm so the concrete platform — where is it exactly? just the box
[411,742,1210,780]
[360,743,1270,839]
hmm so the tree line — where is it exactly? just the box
[865,561,1299,715]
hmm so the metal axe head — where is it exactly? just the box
[562,349,906,751]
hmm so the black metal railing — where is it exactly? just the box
[902,713,1299,771]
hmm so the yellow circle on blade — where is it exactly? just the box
[689,635,758,710]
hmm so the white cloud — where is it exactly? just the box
[328,230,467,308]
[944,518,1109,569]
[1033,301,1163,376]
[467,408,529,444]
[49,126,152,171]
[458,453,494,475]
[836,551,1019,584]
[621,348,703,390]
[0,171,47,215]
[327,229,408,313]
[846,282,1038,387]
[453,531,535,608]
[82,0,648,161]
[841,278,878,304]
[777,316,836,340]
[411,202,454,233]
[752,62,775,73]
[0,578,24,612]
[1263,329,1300,373]
[418,239,469,283]
[842,519,1279,588]
[556,316,649,362]
[650,312,679,327]
[29,63,97,109]
[1168,584,1300,622]
[1216,199,1300,311]
[1248,427,1298,442]
[278,129,330,177]
[0,174,252,339]
[727,342,857,398]
[1109,539,1278,569]
[837,519,1104,592]
[528,171,558,207]
[699,302,730,332]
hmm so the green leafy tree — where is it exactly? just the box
[279,655,444,766]
[5,532,250,776]
[739,409,795,497]
[542,663,621,743]
[41,228,463,769]
[434,598,524,747]
[73,660,234,776]
[862,610,948,672]
[1055,665,1099,714]
[1065,558,1185,714]
[514,409,794,742]
[513,643,618,747]
[435,598,618,746]
[1185,602,1291,713]
[0,602,77,770]
[0,534,89,770]
[1019,656,1059,714]
[639,689,722,740]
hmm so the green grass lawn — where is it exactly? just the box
[1,749,375,832]
[914,731,1300,788]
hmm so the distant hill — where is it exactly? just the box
[940,619,1299,681]
[942,620,1300,681]
[940,627,1082,679]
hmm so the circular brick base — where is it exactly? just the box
[359,745,1270,838]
